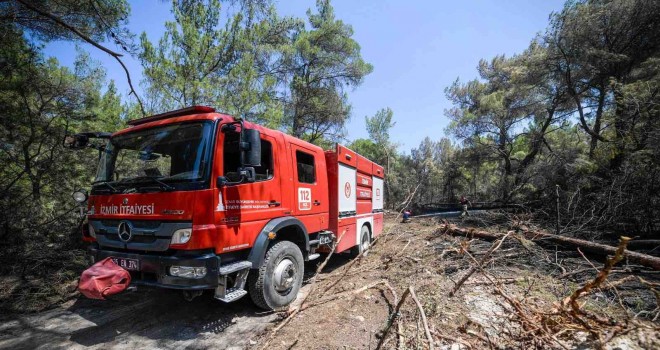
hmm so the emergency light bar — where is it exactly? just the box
[127,106,216,126]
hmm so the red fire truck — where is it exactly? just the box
[66,106,385,310]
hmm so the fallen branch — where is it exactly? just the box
[461,249,571,350]
[381,282,405,350]
[563,236,631,311]
[303,280,386,311]
[376,287,411,350]
[449,232,511,297]
[440,224,660,270]
[410,287,434,350]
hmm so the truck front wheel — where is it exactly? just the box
[248,241,304,310]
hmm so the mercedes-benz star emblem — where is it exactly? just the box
[122,198,129,205]
[118,221,132,242]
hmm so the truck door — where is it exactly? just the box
[289,143,328,233]
[214,129,285,234]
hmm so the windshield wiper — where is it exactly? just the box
[120,176,175,192]
[92,181,118,193]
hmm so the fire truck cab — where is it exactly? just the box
[68,106,385,310]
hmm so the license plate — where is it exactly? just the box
[111,257,140,271]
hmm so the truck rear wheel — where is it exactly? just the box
[248,241,304,310]
[350,225,371,257]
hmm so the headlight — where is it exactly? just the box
[169,266,207,279]
[88,223,96,238]
[72,189,88,203]
[171,228,192,245]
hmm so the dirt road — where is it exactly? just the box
[0,287,278,349]
[0,254,353,350]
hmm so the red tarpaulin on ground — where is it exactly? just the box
[78,257,131,300]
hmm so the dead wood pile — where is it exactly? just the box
[257,216,660,349]
[438,223,660,271]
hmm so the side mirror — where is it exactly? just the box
[64,134,89,149]
[241,129,261,167]
[63,132,111,150]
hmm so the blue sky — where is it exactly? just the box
[45,0,566,153]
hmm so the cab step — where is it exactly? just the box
[215,260,252,303]
[216,288,248,303]
[308,253,320,261]
[219,261,252,275]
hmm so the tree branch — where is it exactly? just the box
[16,0,146,115]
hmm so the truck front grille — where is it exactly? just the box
[104,232,158,244]
[101,220,162,229]
[90,220,192,252]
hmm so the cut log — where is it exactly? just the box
[438,224,660,271]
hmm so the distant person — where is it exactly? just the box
[460,195,472,218]
[402,209,411,223]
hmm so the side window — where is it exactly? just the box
[223,133,273,182]
[296,150,316,184]
[254,139,273,181]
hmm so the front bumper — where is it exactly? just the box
[89,246,220,290]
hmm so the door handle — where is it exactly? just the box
[313,200,321,206]
[268,200,281,207]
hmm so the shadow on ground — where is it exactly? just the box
[0,253,355,350]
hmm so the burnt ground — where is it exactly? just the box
[1,215,659,349]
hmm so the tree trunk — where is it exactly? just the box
[589,86,606,158]
[292,111,302,138]
[610,86,628,171]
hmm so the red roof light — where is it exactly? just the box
[127,106,216,126]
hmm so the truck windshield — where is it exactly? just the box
[95,121,214,190]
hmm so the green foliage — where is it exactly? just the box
[137,0,372,143]
[347,138,379,161]
[284,0,373,144]
[138,0,296,126]
[0,29,123,246]
[0,7,129,307]
[2,0,132,44]
[366,108,394,146]
[439,0,660,236]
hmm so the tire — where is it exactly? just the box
[248,241,304,310]
[350,225,371,257]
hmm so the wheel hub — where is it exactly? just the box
[273,258,296,293]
